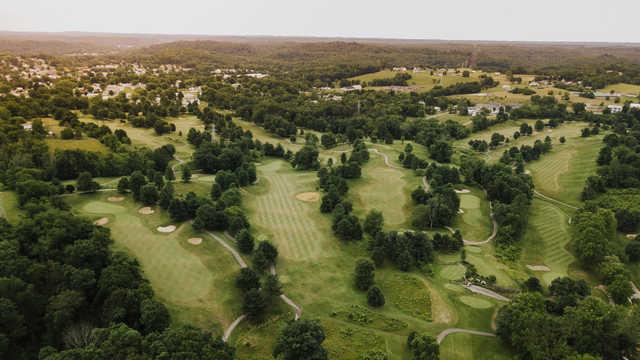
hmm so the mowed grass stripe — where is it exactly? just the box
[527,200,575,284]
[246,160,334,261]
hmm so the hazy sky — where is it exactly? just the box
[1,0,636,43]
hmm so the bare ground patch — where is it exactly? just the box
[295,192,320,202]
[107,196,125,202]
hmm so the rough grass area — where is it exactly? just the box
[66,192,241,332]
[0,191,20,223]
[458,295,493,309]
[527,132,602,207]
[521,199,575,284]
[378,272,432,321]
[46,138,109,154]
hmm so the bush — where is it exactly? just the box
[367,286,385,307]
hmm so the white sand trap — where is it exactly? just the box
[458,209,465,214]
[107,196,125,202]
[94,217,109,226]
[524,170,531,175]
[138,207,155,215]
[627,234,637,240]
[454,189,470,194]
[157,225,176,233]
[295,192,320,202]
[188,237,203,245]
[527,265,551,272]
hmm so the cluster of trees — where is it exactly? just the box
[398,143,428,170]
[318,142,369,241]
[368,231,435,272]
[235,265,282,322]
[353,259,385,307]
[368,72,412,86]
[411,176,460,229]
[0,204,234,359]
[499,137,553,167]
[461,158,533,249]
[510,87,536,95]
[497,290,639,359]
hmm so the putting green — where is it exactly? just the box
[444,283,465,293]
[440,264,466,280]
[459,296,493,309]
[466,246,482,254]
[459,194,481,209]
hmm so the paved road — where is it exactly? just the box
[223,315,246,342]
[270,265,302,320]
[436,328,496,344]
[464,284,510,302]
[446,203,497,246]
[208,231,248,268]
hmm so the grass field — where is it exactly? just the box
[0,191,20,223]
[452,187,492,241]
[79,114,203,160]
[521,199,575,284]
[600,82,640,96]
[349,153,419,230]
[46,138,110,154]
[440,333,512,359]
[527,134,603,207]
[65,192,242,333]
[349,69,486,93]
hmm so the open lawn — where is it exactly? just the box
[0,191,20,224]
[349,153,418,230]
[527,134,603,207]
[521,199,575,285]
[65,192,241,333]
[349,69,488,93]
[46,138,109,154]
[600,82,640,96]
[440,333,512,360]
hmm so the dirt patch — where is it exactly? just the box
[157,225,176,233]
[188,237,203,245]
[295,192,320,202]
[527,264,551,272]
[138,207,155,215]
[107,196,125,202]
[454,189,470,194]
[93,217,109,226]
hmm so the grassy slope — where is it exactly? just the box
[527,134,603,207]
[0,191,20,224]
[46,138,109,154]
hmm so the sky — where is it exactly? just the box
[0,0,637,43]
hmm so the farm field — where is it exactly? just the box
[65,192,242,332]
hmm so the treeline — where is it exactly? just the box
[368,72,412,87]
[497,288,639,359]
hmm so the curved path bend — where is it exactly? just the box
[445,205,498,246]
[436,328,496,344]
[369,148,402,169]
[208,231,302,342]
[464,284,510,302]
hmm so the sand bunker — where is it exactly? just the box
[93,217,109,226]
[527,265,551,272]
[157,225,176,233]
[627,234,637,240]
[138,207,155,215]
[454,189,470,194]
[188,237,203,245]
[107,196,125,202]
[295,192,320,202]
[458,209,465,214]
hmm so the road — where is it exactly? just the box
[223,315,246,342]
[369,148,402,169]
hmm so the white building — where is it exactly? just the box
[607,104,623,113]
